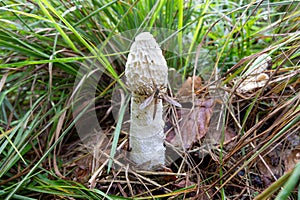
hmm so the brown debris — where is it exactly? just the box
[167,76,225,149]
[176,76,203,100]
[167,99,215,149]
[284,148,300,172]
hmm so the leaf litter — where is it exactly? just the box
[63,56,299,199]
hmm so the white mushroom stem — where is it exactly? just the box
[125,32,168,169]
[129,95,165,169]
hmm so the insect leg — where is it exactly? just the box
[153,96,159,120]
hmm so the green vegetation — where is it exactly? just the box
[1,0,299,199]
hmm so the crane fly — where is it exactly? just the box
[139,87,182,120]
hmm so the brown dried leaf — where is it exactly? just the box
[223,127,237,149]
[167,76,221,149]
[74,155,93,182]
[155,166,177,183]
[284,148,300,172]
[256,148,283,183]
[174,179,196,188]
[196,98,230,152]
[167,99,215,149]
[176,76,202,99]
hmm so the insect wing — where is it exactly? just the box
[163,94,182,108]
[139,92,155,110]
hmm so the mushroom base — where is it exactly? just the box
[129,96,165,170]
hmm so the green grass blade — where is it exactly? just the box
[275,162,300,200]
[107,94,130,174]
[37,1,78,52]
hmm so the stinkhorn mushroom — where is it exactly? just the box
[125,32,168,169]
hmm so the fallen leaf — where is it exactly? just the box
[176,76,203,100]
[201,98,229,147]
[235,54,271,93]
[244,54,271,76]
[223,127,237,149]
[167,99,215,149]
[167,76,229,149]
[155,166,177,183]
[174,179,196,188]
[284,148,300,172]
[256,146,284,184]
[236,73,269,93]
